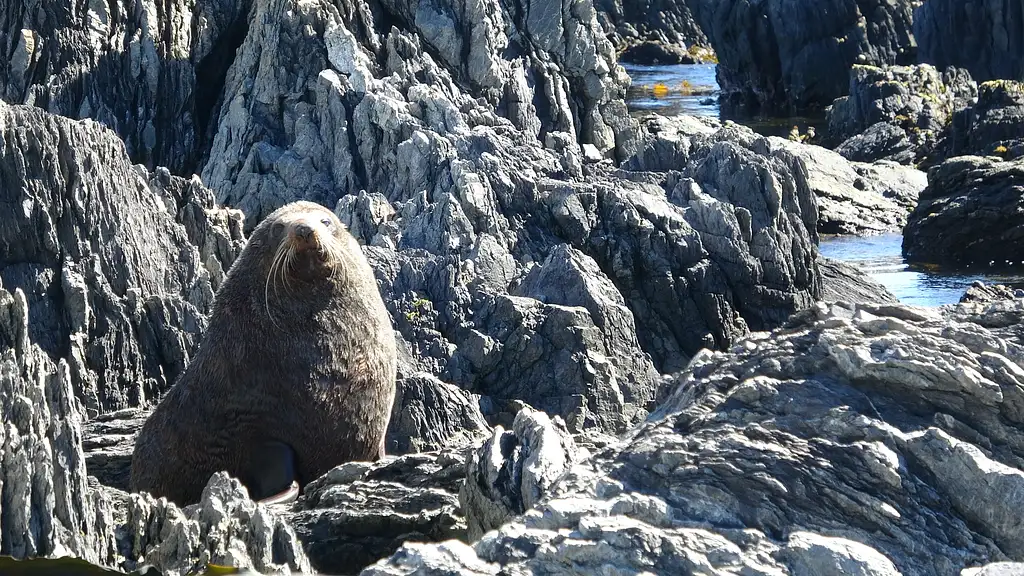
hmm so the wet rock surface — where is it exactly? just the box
[364,295,1024,576]
[691,0,916,113]
[903,156,1024,269]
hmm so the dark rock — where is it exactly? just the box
[826,64,979,165]
[949,81,1024,161]
[0,101,239,415]
[290,449,469,575]
[594,0,712,58]
[903,156,1024,268]
[915,0,1024,83]
[364,297,1024,575]
[691,0,916,114]
[620,40,699,65]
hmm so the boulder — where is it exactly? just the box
[903,156,1024,268]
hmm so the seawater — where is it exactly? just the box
[818,234,1024,307]
[623,63,1024,307]
[621,63,824,138]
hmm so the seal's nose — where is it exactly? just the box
[293,223,315,242]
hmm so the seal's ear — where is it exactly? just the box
[239,439,299,505]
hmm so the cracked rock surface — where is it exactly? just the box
[0,100,241,415]
[364,294,1024,576]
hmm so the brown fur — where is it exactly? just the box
[129,201,397,506]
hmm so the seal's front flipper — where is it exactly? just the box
[241,440,300,505]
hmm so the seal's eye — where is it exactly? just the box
[272,222,285,235]
[320,218,332,227]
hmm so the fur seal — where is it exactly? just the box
[130,200,397,506]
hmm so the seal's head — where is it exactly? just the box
[257,201,353,285]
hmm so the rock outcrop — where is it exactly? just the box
[903,156,1024,268]
[915,0,1024,84]
[691,0,917,113]
[0,101,241,415]
[826,64,977,165]
[948,80,1024,162]
[594,0,713,64]
[365,294,1024,576]
[826,65,1024,166]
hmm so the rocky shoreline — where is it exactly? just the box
[2,0,1024,575]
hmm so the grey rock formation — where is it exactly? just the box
[915,0,1024,84]
[0,281,114,563]
[827,64,978,164]
[0,101,240,415]
[691,0,917,113]
[948,81,1024,161]
[117,473,311,575]
[594,0,712,63]
[290,448,470,574]
[817,256,898,304]
[364,296,1024,576]
[0,0,246,174]
[387,372,491,455]
[903,156,1024,268]
[460,407,580,541]
[200,0,637,228]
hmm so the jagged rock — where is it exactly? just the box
[363,296,1024,575]
[460,407,581,541]
[117,472,311,575]
[827,64,978,164]
[289,449,469,575]
[949,81,1024,161]
[690,0,916,113]
[594,0,712,60]
[0,0,245,174]
[903,156,1024,268]
[386,372,491,455]
[915,0,1024,84]
[0,101,237,415]
[0,281,115,563]
[201,0,638,228]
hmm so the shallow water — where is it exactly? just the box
[623,63,721,118]
[621,63,824,138]
[818,234,1024,307]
